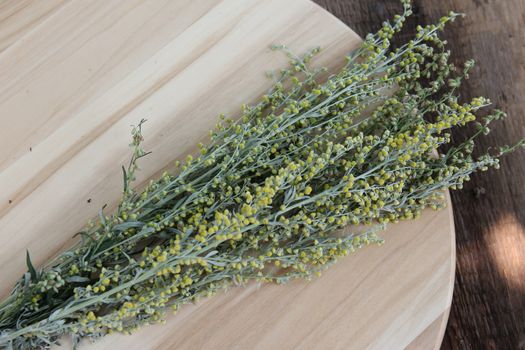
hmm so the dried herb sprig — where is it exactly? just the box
[0,1,523,349]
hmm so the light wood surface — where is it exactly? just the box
[0,1,455,349]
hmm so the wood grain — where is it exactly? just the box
[314,0,525,349]
[0,0,66,53]
[0,1,455,349]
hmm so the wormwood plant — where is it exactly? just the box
[0,1,522,349]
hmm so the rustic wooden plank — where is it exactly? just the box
[315,0,525,349]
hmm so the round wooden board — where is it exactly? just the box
[0,1,455,349]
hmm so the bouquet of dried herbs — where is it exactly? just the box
[0,1,522,349]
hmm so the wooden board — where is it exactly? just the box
[0,1,455,349]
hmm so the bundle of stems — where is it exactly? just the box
[0,1,522,349]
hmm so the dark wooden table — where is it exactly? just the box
[314,0,525,349]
